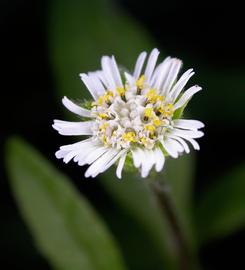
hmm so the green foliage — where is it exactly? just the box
[195,163,245,244]
[5,137,127,270]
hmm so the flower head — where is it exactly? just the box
[53,49,204,179]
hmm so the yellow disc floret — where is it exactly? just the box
[136,75,145,90]
[122,131,137,143]
[144,107,154,118]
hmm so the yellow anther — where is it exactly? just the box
[98,113,108,119]
[97,96,104,106]
[122,132,137,143]
[144,124,156,134]
[99,122,109,130]
[136,75,145,89]
[144,107,154,118]
[117,87,126,96]
[157,95,164,101]
[104,91,114,102]
[158,103,174,117]
[153,118,161,126]
[140,136,147,145]
[145,89,157,103]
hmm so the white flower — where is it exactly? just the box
[53,49,204,179]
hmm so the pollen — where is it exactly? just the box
[122,132,137,142]
[99,122,109,131]
[136,75,145,90]
[153,118,161,126]
[98,113,108,119]
[117,87,126,96]
[144,124,156,133]
[144,107,154,118]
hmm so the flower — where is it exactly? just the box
[53,49,204,179]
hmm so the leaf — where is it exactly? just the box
[5,137,127,270]
[195,162,245,244]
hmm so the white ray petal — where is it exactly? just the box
[111,56,123,87]
[133,51,147,79]
[174,85,202,110]
[170,69,194,101]
[154,147,165,172]
[100,150,127,176]
[85,149,118,178]
[84,146,109,165]
[161,58,182,96]
[173,119,205,130]
[171,128,204,139]
[87,72,106,96]
[116,151,127,179]
[141,149,155,178]
[131,148,142,168]
[160,138,179,158]
[52,120,94,136]
[124,72,135,85]
[185,137,200,150]
[168,135,190,153]
[151,57,171,90]
[80,73,99,100]
[144,48,160,83]
[101,56,117,90]
[62,96,91,117]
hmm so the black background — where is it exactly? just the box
[1,0,244,269]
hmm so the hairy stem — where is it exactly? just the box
[151,180,193,270]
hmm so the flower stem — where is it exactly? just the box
[151,180,193,270]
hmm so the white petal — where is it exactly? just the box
[56,139,97,163]
[133,51,147,79]
[111,56,123,87]
[62,96,91,117]
[101,56,117,90]
[154,147,165,172]
[151,57,171,90]
[171,128,204,139]
[185,137,200,150]
[87,72,106,96]
[131,148,142,168]
[85,149,118,178]
[161,58,182,96]
[52,120,93,136]
[174,85,202,110]
[170,69,194,101]
[82,146,109,165]
[141,149,155,178]
[168,135,190,153]
[144,48,160,83]
[173,119,205,130]
[116,151,127,179]
[124,72,135,85]
[160,138,179,158]
[100,150,127,175]
[80,73,99,100]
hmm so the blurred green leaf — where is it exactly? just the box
[195,162,245,244]
[5,137,127,270]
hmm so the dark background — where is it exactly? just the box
[1,0,244,269]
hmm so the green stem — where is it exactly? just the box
[151,180,193,270]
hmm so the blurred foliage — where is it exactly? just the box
[195,163,245,244]
[6,137,127,270]
[4,0,245,269]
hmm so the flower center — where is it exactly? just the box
[91,76,175,149]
